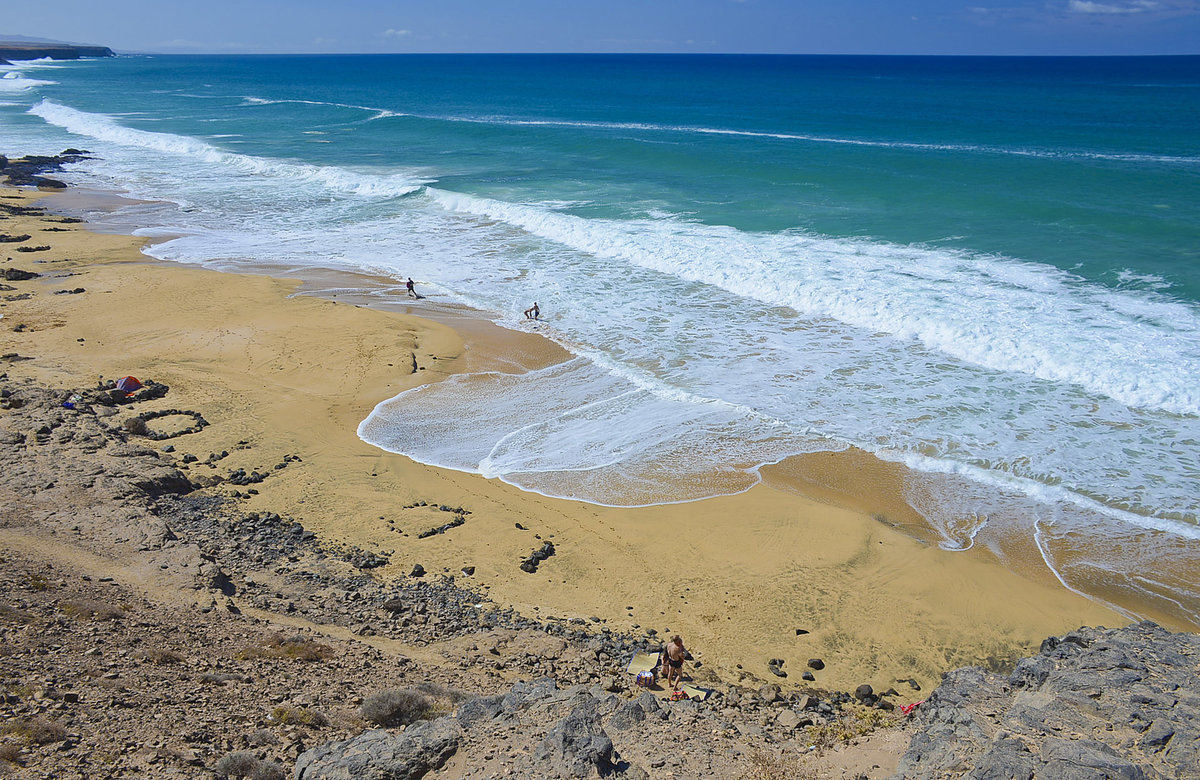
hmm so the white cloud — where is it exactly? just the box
[382,29,411,38]
[1067,0,1158,13]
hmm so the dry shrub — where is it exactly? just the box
[325,708,367,732]
[0,742,21,765]
[213,750,258,778]
[270,706,328,727]
[214,751,284,780]
[1,717,66,745]
[0,605,34,624]
[413,680,471,704]
[145,648,184,665]
[246,729,278,747]
[252,762,286,780]
[738,750,820,780]
[22,574,50,593]
[238,633,333,662]
[199,672,243,685]
[58,599,125,621]
[801,705,898,754]
[122,416,148,436]
[359,688,432,728]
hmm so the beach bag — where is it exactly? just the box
[636,670,655,688]
[670,689,689,701]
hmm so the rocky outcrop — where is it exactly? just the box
[892,621,1200,779]
[0,43,113,60]
[534,699,616,778]
[293,721,460,780]
[0,150,91,189]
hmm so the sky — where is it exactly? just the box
[3,0,1198,56]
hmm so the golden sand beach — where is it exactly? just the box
[2,185,1124,695]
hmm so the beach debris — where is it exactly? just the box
[53,288,85,295]
[15,244,51,252]
[0,233,31,243]
[4,268,38,281]
[767,657,788,678]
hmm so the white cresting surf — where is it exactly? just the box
[2,53,1198,626]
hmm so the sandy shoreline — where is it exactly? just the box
[2,184,1124,694]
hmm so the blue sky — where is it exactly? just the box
[4,0,1198,55]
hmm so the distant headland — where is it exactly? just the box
[0,39,114,64]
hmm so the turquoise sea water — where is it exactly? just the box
[1,54,1198,624]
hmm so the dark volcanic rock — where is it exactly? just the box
[294,719,460,780]
[0,150,92,188]
[534,700,615,778]
[891,622,1200,780]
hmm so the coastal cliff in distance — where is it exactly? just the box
[0,41,114,64]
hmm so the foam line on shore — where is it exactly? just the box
[29,100,427,197]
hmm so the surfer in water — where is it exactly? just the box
[524,302,540,320]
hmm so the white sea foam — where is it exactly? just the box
[242,95,405,120]
[29,100,428,198]
[395,112,1200,167]
[428,188,1200,417]
[359,357,831,507]
[0,72,56,92]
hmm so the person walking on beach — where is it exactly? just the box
[663,635,689,690]
[524,302,540,320]
[406,277,417,298]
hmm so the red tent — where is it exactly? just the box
[115,376,142,393]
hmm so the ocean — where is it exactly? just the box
[1,53,1197,626]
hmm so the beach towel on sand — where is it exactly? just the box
[678,684,710,702]
[626,652,660,676]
